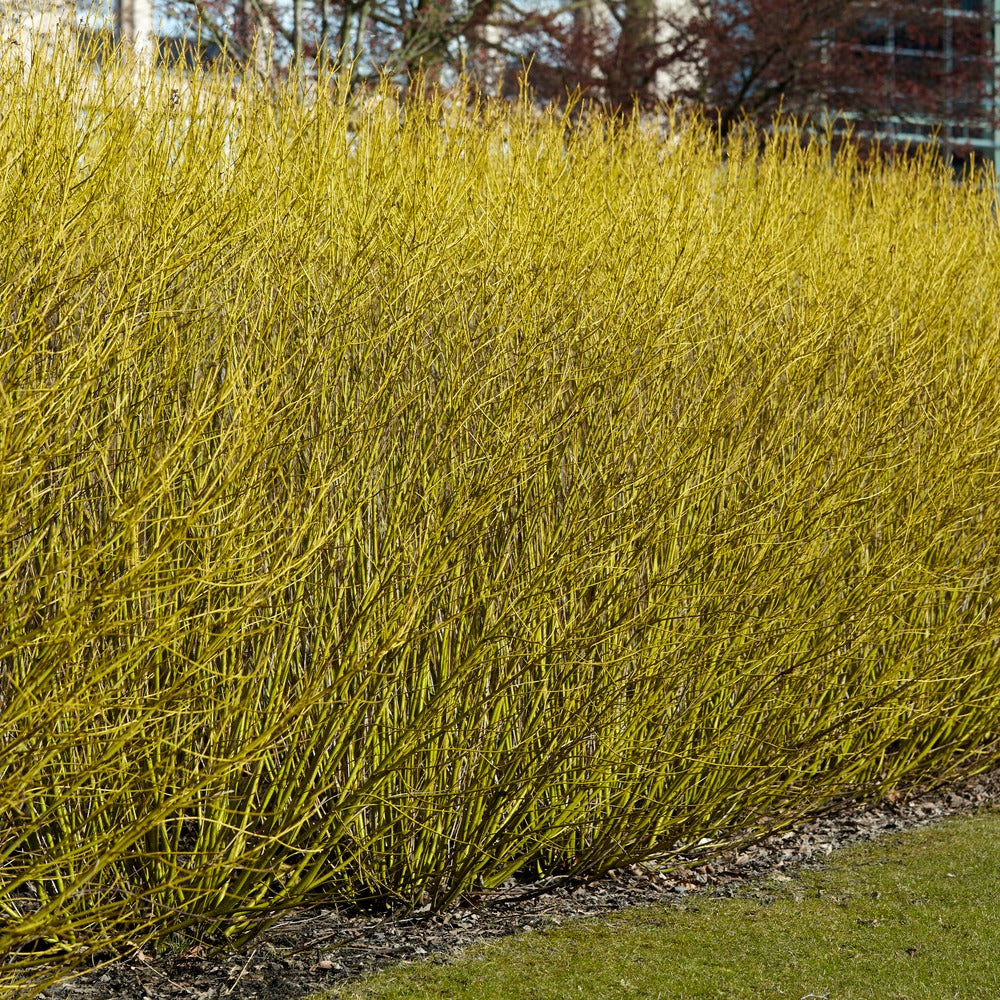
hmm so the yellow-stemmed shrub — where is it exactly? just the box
[2,29,999,994]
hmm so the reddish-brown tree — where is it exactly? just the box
[700,2,995,142]
[521,1,997,162]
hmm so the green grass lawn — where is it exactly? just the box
[324,809,1000,1000]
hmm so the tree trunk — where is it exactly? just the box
[117,0,156,60]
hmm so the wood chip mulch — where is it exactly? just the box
[27,763,1000,1000]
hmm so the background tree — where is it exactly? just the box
[521,0,997,163]
[155,0,552,89]
[689,1,995,141]
[524,0,705,109]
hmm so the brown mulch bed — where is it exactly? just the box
[31,764,1000,1000]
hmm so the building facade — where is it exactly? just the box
[827,1,1000,174]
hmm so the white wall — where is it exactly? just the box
[1,0,74,67]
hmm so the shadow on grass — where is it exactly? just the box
[327,809,1000,1000]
